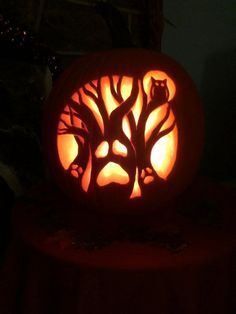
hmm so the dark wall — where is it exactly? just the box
[201,49,236,179]
[163,1,236,180]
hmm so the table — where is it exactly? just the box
[0,177,235,314]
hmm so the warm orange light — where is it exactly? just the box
[57,111,78,170]
[144,103,168,143]
[130,168,141,199]
[97,162,129,186]
[132,81,143,125]
[144,176,154,184]
[143,70,176,102]
[57,70,178,199]
[78,88,105,134]
[120,77,133,100]
[112,140,127,157]
[151,127,177,180]
[122,116,132,140]
[95,141,109,158]
[101,76,119,116]
[57,134,78,170]
[81,151,92,192]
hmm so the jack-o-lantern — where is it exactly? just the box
[43,49,204,214]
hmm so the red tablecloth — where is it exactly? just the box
[0,178,235,314]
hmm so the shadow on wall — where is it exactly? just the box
[201,49,236,180]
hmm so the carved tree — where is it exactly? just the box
[57,71,177,198]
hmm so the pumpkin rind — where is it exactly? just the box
[43,49,204,214]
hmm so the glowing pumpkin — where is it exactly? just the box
[43,49,204,214]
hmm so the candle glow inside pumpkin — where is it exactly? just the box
[57,70,178,199]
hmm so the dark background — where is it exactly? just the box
[163,1,236,181]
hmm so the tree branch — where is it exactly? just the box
[110,77,139,123]
[116,76,123,100]
[58,121,89,140]
[83,86,98,103]
[109,75,123,103]
[89,81,97,93]
[96,77,109,127]
[146,117,176,159]
[68,95,102,141]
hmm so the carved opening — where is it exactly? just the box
[57,70,178,199]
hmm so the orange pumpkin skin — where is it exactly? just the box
[43,49,204,214]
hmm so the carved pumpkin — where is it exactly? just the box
[43,49,204,214]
